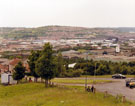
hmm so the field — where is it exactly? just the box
[0,83,134,106]
[52,78,113,84]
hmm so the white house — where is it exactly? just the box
[116,45,120,53]
[1,72,17,85]
[68,63,76,68]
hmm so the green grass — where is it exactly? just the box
[0,83,134,106]
[52,78,113,84]
[81,75,112,78]
[126,75,135,78]
[78,49,86,53]
[81,75,135,78]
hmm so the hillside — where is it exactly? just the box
[0,83,132,106]
[0,26,135,40]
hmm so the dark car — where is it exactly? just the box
[112,74,126,79]
[126,79,135,87]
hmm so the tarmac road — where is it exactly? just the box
[94,79,135,101]
[55,78,135,101]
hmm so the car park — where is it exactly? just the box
[112,74,126,79]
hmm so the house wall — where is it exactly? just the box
[1,73,9,84]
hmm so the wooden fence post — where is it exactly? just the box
[104,91,108,98]
[122,96,126,103]
[116,94,119,100]
[93,88,96,93]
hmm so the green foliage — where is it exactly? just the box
[64,69,83,77]
[64,57,86,64]
[130,67,135,74]
[124,42,129,46]
[35,43,56,86]
[57,44,94,53]
[121,65,129,75]
[73,45,93,51]
[1,52,23,60]
[28,43,135,78]
[55,52,66,77]
[72,69,83,77]
[75,59,135,75]
[13,62,25,82]
[96,64,107,75]
[28,50,41,79]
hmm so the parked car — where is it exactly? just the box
[126,78,135,87]
[112,74,126,79]
[129,81,135,88]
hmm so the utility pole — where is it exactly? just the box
[85,53,88,90]
[85,75,87,90]
[94,62,97,84]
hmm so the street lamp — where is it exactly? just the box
[85,53,88,90]
[94,62,97,84]
[85,74,87,90]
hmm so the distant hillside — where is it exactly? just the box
[0,26,135,40]
[117,27,135,32]
[0,26,93,39]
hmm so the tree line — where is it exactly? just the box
[12,43,135,87]
[57,44,95,52]
[74,60,135,75]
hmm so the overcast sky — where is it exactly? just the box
[0,0,135,28]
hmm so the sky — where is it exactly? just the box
[0,0,135,28]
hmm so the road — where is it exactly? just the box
[55,78,135,101]
[95,79,135,101]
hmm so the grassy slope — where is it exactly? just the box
[0,83,134,106]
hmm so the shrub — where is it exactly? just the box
[64,69,83,77]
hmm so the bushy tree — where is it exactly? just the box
[35,43,56,87]
[130,67,135,75]
[28,50,40,82]
[55,52,66,77]
[121,65,130,75]
[64,69,83,77]
[83,63,95,75]
[96,64,107,75]
[13,62,25,83]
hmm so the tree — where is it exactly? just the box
[121,65,129,75]
[130,67,135,75]
[84,63,95,75]
[28,50,40,82]
[55,52,66,77]
[13,62,25,83]
[35,43,56,87]
[112,63,121,74]
[96,64,107,75]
